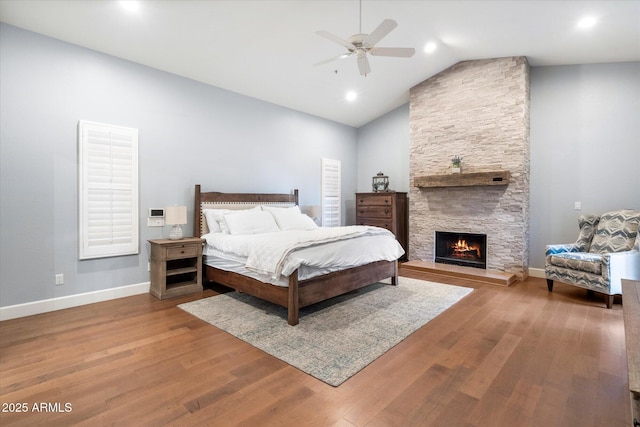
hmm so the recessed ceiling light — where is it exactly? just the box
[577,16,597,29]
[424,42,437,54]
[346,91,357,102]
[120,1,140,13]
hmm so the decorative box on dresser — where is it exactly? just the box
[355,192,408,260]
[149,238,203,300]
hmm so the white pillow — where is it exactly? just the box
[262,205,318,231]
[203,209,224,233]
[204,206,260,234]
[223,210,280,235]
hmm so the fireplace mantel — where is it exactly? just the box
[414,171,510,188]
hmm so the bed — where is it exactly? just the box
[194,185,404,325]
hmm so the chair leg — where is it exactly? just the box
[605,295,614,309]
[546,279,554,292]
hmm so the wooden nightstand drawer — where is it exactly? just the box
[166,244,199,259]
[357,206,392,218]
[357,195,393,206]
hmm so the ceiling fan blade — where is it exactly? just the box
[316,30,355,50]
[369,47,416,58]
[357,53,371,76]
[363,19,397,47]
[314,52,353,66]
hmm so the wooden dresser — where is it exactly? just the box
[622,279,640,426]
[355,192,408,259]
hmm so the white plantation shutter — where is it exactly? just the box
[79,121,139,259]
[321,158,341,227]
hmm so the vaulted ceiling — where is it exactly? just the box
[1,0,638,127]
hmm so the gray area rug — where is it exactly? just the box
[178,277,472,386]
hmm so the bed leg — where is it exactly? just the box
[288,272,299,326]
[391,260,399,286]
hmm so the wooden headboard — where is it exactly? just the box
[194,185,299,237]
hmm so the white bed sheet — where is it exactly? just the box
[203,255,332,287]
[202,228,404,286]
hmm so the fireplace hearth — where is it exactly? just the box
[435,231,487,269]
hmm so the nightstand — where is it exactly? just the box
[149,237,203,300]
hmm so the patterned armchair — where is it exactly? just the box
[545,209,640,308]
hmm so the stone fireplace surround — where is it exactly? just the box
[408,57,530,279]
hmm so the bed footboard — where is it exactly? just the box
[290,259,397,325]
[204,260,397,326]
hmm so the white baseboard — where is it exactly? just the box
[1,268,547,321]
[0,282,150,321]
[528,267,545,278]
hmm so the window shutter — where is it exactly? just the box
[321,158,341,227]
[78,121,139,259]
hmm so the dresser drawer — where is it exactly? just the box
[354,192,407,261]
[357,206,392,218]
[357,195,393,206]
[166,244,200,259]
[357,218,393,231]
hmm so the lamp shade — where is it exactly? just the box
[165,205,187,225]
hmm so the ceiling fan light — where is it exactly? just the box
[346,91,357,102]
[315,2,412,77]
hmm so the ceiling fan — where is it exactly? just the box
[315,0,415,76]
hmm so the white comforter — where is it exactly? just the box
[203,226,404,280]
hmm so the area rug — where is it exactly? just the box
[178,277,472,386]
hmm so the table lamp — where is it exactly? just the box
[165,205,187,240]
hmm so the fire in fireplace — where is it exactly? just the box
[435,231,487,269]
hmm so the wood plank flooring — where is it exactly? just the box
[0,269,630,426]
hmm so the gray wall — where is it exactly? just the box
[357,61,640,270]
[0,24,357,307]
[529,62,640,268]
[356,104,410,193]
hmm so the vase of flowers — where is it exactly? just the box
[451,155,463,173]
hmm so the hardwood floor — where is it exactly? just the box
[0,269,630,426]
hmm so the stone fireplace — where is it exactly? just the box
[409,57,530,279]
